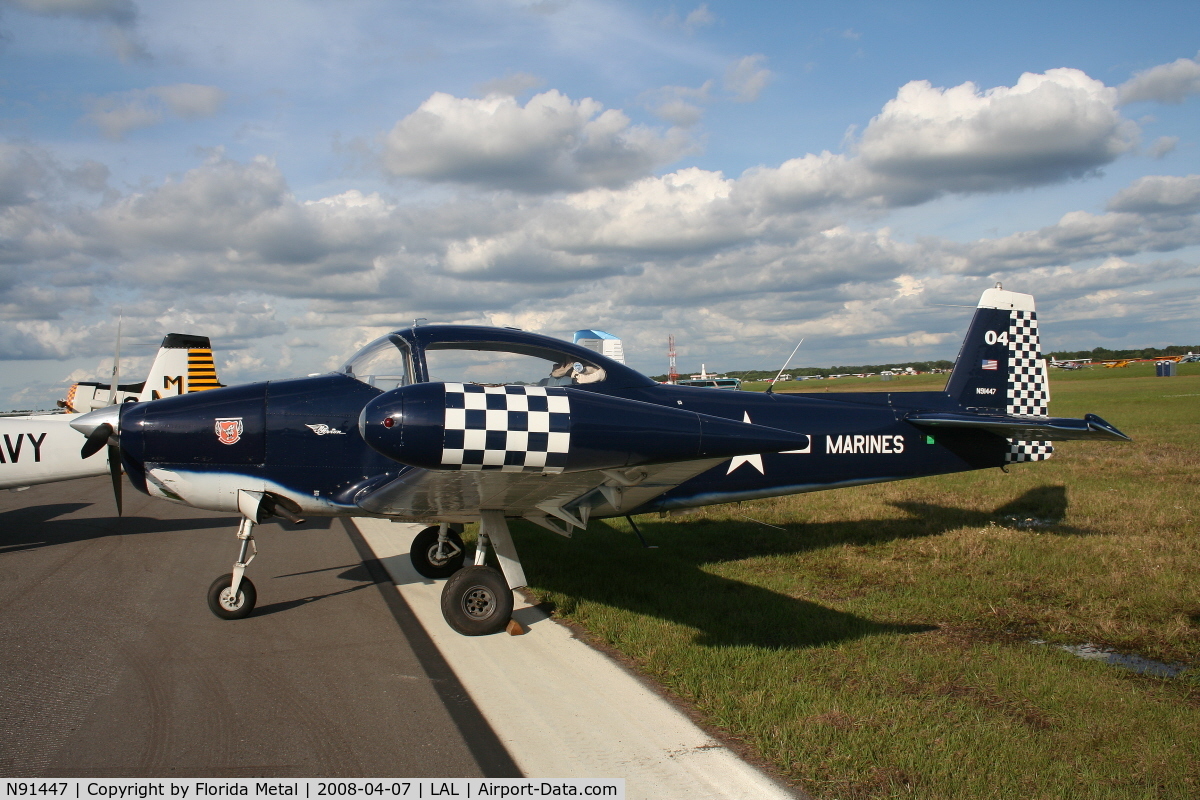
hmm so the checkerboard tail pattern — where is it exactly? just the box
[1006,309,1053,463]
[441,384,571,473]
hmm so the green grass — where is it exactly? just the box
[499,366,1200,799]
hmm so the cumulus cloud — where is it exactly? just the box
[1,0,148,61]
[856,69,1136,192]
[381,90,694,192]
[3,65,1196,392]
[1106,174,1200,215]
[0,143,108,206]
[84,84,227,139]
[740,69,1138,209]
[1,0,135,24]
[660,4,716,33]
[1118,52,1200,104]
[1148,136,1178,159]
[725,54,771,102]
[642,81,713,127]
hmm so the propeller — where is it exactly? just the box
[73,313,124,515]
[80,422,113,459]
[73,405,123,515]
[107,440,123,516]
[80,426,125,516]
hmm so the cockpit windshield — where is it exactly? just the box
[340,335,411,390]
[341,332,609,389]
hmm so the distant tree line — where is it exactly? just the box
[1047,345,1200,361]
[650,360,955,382]
[649,345,1200,382]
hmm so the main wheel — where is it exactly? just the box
[440,565,513,636]
[207,573,257,620]
[410,526,466,579]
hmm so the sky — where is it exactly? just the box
[1,0,1198,406]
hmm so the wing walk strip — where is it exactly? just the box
[351,517,805,800]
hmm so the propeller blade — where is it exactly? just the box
[81,422,114,459]
[108,443,123,516]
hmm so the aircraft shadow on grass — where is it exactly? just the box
[509,485,1082,650]
[893,485,1089,536]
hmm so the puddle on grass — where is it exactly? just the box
[1031,640,1191,678]
[1000,515,1058,529]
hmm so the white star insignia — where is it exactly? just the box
[727,412,765,474]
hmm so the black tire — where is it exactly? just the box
[207,573,257,620]
[410,526,466,579]
[440,565,513,636]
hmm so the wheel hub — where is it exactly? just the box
[219,588,243,611]
[427,544,450,566]
[461,585,495,619]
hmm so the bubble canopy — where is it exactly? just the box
[339,326,656,391]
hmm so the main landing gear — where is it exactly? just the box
[435,510,526,636]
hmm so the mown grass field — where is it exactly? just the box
[500,363,1200,799]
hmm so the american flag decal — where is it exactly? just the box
[982,359,999,370]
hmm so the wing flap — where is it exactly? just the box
[906,412,1129,442]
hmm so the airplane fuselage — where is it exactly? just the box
[0,414,108,490]
[114,373,1005,519]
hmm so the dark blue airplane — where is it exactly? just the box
[72,286,1128,635]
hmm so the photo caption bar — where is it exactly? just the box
[2,781,624,800]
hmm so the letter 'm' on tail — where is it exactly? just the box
[944,287,1052,463]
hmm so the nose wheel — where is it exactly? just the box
[410,524,466,578]
[208,515,258,620]
[207,573,257,619]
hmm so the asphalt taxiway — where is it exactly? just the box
[1,476,801,798]
[0,476,513,777]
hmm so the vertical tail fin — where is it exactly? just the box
[944,286,1052,462]
[137,333,223,402]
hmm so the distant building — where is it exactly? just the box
[573,329,625,364]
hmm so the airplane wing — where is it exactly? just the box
[355,458,727,534]
[905,411,1129,442]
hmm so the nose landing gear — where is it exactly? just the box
[409,524,466,578]
[207,516,258,620]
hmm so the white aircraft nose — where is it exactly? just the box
[69,404,121,438]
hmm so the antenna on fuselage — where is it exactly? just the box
[765,339,803,395]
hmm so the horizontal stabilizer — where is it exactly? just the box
[906,412,1130,442]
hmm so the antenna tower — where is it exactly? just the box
[667,334,678,384]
